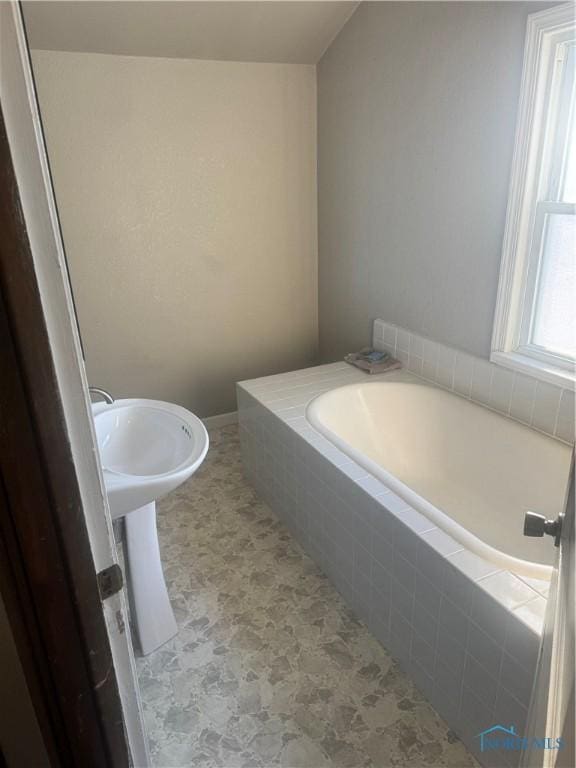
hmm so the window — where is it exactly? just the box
[492,4,576,388]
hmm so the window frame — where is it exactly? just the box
[491,3,576,390]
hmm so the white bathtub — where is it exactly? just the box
[307,380,571,580]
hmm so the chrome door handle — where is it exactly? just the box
[524,511,563,547]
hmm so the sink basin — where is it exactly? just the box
[93,398,209,518]
[91,397,209,655]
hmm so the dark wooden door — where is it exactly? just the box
[0,103,131,766]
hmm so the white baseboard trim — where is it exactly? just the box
[202,411,238,429]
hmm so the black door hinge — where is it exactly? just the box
[97,563,124,600]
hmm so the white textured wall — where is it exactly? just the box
[32,50,318,416]
[317,1,552,362]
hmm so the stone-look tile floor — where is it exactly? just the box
[136,425,478,768]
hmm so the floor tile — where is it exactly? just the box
[136,425,479,768]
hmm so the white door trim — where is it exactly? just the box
[0,3,149,764]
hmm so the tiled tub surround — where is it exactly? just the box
[237,362,564,767]
[372,319,575,445]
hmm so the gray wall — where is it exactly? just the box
[33,51,317,418]
[317,1,550,362]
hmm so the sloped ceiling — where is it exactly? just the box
[23,1,360,64]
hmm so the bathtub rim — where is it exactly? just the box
[306,380,554,582]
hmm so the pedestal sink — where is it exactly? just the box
[92,399,209,655]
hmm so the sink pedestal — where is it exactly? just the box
[124,502,177,655]
[92,398,209,654]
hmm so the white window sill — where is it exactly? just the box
[490,350,575,391]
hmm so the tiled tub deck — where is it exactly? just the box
[237,362,552,767]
